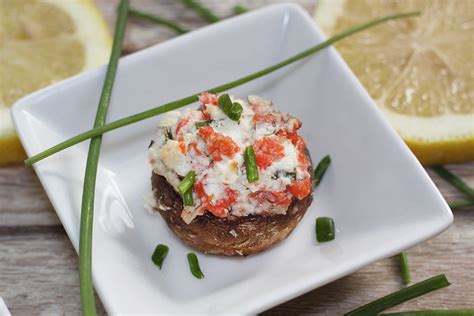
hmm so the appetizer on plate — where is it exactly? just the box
[148,92,313,256]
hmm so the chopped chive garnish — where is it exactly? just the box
[244,145,259,183]
[187,252,204,279]
[314,155,331,187]
[218,94,243,121]
[182,189,194,206]
[195,120,211,128]
[79,1,129,314]
[315,217,335,242]
[448,199,474,209]
[129,8,189,34]
[151,244,169,269]
[233,4,249,15]
[432,166,474,200]
[380,310,474,316]
[398,252,411,285]
[24,11,421,166]
[178,171,196,194]
[180,0,220,23]
[345,274,450,316]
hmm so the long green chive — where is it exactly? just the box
[195,120,211,128]
[79,1,128,315]
[218,94,243,121]
[129,8,189,34]
[380,310,474,316]
[182,189,194,206]
[314,155,331,187]
[180,0,220,23]
[244,145,259,183]
[448,199,474,209]
[432,166,474,200]
[178,171,196,194]
[187,252,204,279]
[151,244,169,269]
[233,4,249,15]
[345,274,450,316]
[398,252,411,285]
[315,217,335,242]
[24,11,421,167]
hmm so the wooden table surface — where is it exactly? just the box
[1,1,473,314]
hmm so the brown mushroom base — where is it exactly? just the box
[151,151,313,256]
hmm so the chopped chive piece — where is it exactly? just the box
[315,217,335,242]
[432,166,474,199]
[78,1,129,314]
[314,155,331,187]
[398,252,411,285]
[448,199,474,209]
[178,171,196,194]
[218,94,243,121]
[129,8,189,34]
[24,11,421,166]
[233,4,248,15]
[151,244,169,269]
[187,252,204,279]
[182,189,194,206]
[180,0,220,23]
[195,120,211,128]
[244,146,259,183]
[380,310,474,316]
[345,274,450,316]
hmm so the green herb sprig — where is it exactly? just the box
[380,310,474,316]
[79,1,129,315]
[129,8,189,34]
[244,145,259,183]
[218,94,243,121]
[314,155,331,187]
[398,252,411,285]
[345,274,450,316]
[432,166,474,200]
[24,11,421,167]
[315,217,335,242]
[448,199,474,209]
[187,252,205,279]
[180,0,220,23]
[151,244,169,269]
[233,4,249,15]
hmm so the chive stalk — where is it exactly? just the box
[151,244,169,269]
[233,4,249,15]
[187,252,205,279]
[314,155,331,187]
[195,120,211,128]
[180,0,220,23]
[79,1,129,315]
[183,189,194,206]
[129,8,189,34]
[448,199,474,209]
[345,274,450,316]
[380,310,474,316]
[398,252,411,285]
[178,171,196,194]
[24,11,421,167]
[315,217,335,242]
[244,145,259,182]
[432,166,474,199]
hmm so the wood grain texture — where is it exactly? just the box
[1,0,473,314]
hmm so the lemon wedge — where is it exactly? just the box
[315,0,474,165]
[0,0,111,164]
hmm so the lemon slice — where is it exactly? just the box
[315,0,474,165]
[0,0,111,164]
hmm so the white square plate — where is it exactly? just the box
[12,4,453,314]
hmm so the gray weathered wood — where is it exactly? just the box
[1,0,473,314]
